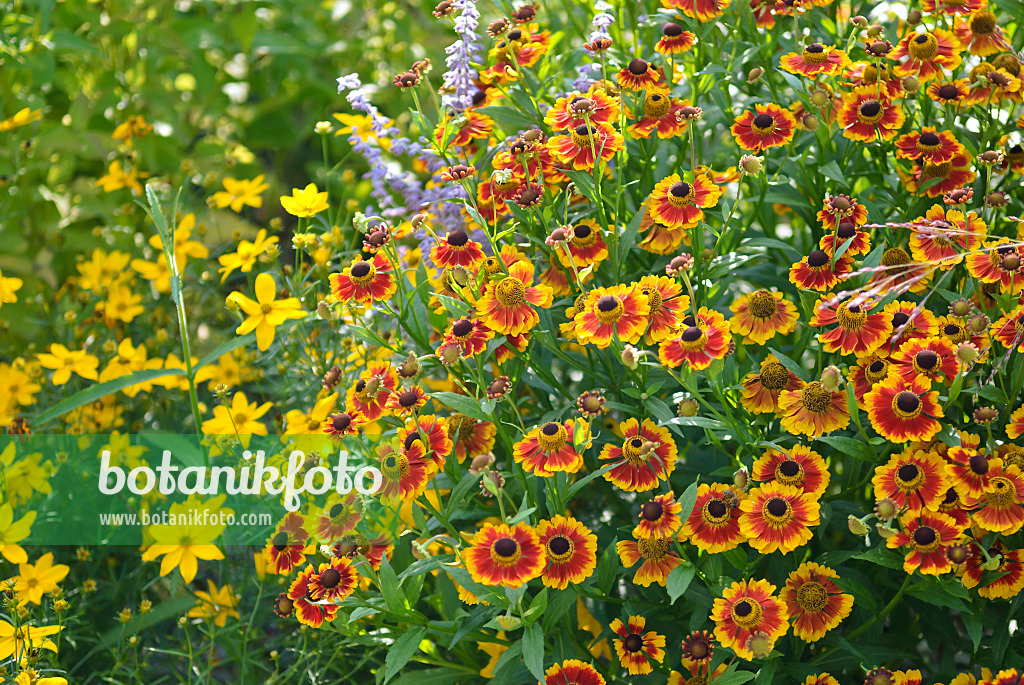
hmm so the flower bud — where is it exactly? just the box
[851,15,868,27]
[969,313,991,333]
[316,301,331,320]
[906,9,922,24]
[677,398,699,417]
[481,470,504,497]
[866,24,884,38]
[986,191,1008,208]
[810,89,831,107]
[847,515,869,536]
[411,213,428,229]
[733,466,749,491]
[496,615,522,631]
[469,452,495,474]
[820,365,843,392]
[450,266,471,287]
[801,114,819,132]
[875,523,896,539]
[739,154,764,176]
[875,497,899,521]
[978,150,1003,165]
[981,552,1003,571]
[314,121,333,135]
[621,345,641,369]
[399,354,420,379]
[747,67,764,83]
[901,75,920,93]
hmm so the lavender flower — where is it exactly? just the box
[440,0,482,112]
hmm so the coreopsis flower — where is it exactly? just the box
[345,361,399,422]
[477,260,554,336]
[536,516,598,589]
[711,579,789,660]
[752,445,830,497]
[549,123,624,171]
[648,174,723,230]
[217,229,278,282]
[280,183,328,217]
[780,42,851,77]
[820,221,872,257]
[36,345,100,385]
[513,420,586,476]
[599,418,677,492]
[873,448,949,512]
[778,381,851,437]
[574,284,651,348]
[617,58,661,90]
[962,543,1024,599]
[305,557,359,603]
[187,580,241,627]
[658,308,731,370]
[201,391,272,437]
[542,661,606,685]
[637,275,687,343]
[780,562,854,642]
[731,104,796,152]
[655,22,696,54]
[865,375,944,442]
[954,9,1010,56]
[811,297,893,358]
[263,512,308,575]
[991,307,1024,352]
[838,88,905,141]
[558,220,609,269]
[634,492,683,539]
[739,482,820,554]
[464,523,545,588]
[330,253,397,304]
[9,553,69,606]
[682,483,745,553]
[543,91,620,132]
[610,616,665,674]
[891,336,959,383]
[965,240,1024,294]
[287,565,339,628]
[377,439,437,505]
[616,535,682,587]
[894,127,963,165]
[729,289,799,345]
[890,28,963,81]
[741,355,804,414]
[789,250,854,291]
[225,273,305,351]
[887,510,963,575]
[964,462,1024,534]
[212,175,268,212]
[430,230,486,269]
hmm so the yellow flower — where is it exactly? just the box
[130,254,173,293]
[217,229,278,282]
[98,339,159,397]
[201,391,272,437]
[194,349,254,390]
[280,183,328,218]
[150,213,209,261]
[186,580,240,627]
[0,504,36,565]
[332,112,392,148]
[111,115,153,144]
[8,553,70,606]
[15,669,69,685]
[0,108,42,132]
[284,393,338,436]
[212,175,269,213]
[99,284,145,323]
[76,248,133,293]
[36,344,100,385]
[0,443,52,507]
[0,619,62,661]
[141,496,230,583]
[476,631,508,679]
[95,160,143,194]
[226,273,304,351]
[0,268,23,308]
[0,362,41,406]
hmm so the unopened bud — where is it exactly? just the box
[317,301,331,320]
[747,67,764,83]
[866,24,883,38]
[820,365,843,392]
[986,191,1008,208]
[733,466,749,491]
[621,345,641,369]
[810,89,831,107]
[399,354,420,379]
[469,453,495,474]
[875,523,896,539]
[851,15,868,27]
[450,266,471,287]
[802,114,819,131]
[875,497,899,521]
[314,121,333,135]
[740,154,764,176]
[847,515,869,536]
[902,76,920,93]
[677,398,699,417]
[411,213,428,229]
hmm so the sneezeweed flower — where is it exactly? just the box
[542,660,606,685]
[628,91,689,139]
[574,284,651,348]
[954,9,1010,56]
[384,385,428,416]
[616,534,682,587]
[550,123,624,170]
[962,543,1024,599]
[729,289,799,345]
[991,307,1024,352]
[739,482,820,554]
[742,355,804,415]
[664,0,729,22]
[811,297,893,357]
[752,445,830,497]
[778,381,851,437]
[558,220,610,269]
[780,42,851,77]
[263,512,309,575]
[655,22,696,54]
[377,441,436,504]
[398,415,453,470]
[965,462,1024,534]
[287,565,339,628]
[789,250,853,291]
[711,579,789,660]
[477,260,554,336]
[617,58,661,90]
[872,448,949,511]
[464,522,545,588]
[544,91,620,131]
[430,229,486,269]
[894,127,963,165]
[345,361,399,422]
[648,174,723,230]
[887,510,963,575]
[865,374,945,442]
[305,557,359,603]
[909,205,987,268]
[965,240,1024,294]
[780,562,854,642]
[891,336,959,383]
[658,308,731,370]
[634,491,683,539]
[513,420,586,476]
[330,253,398,304]
[838,88,905,141]
[444,318,495,357]
[890,28,963,81]
[280,183,329,217]
[731,104,797,152]
[448,414,497,463]
[211,175,268,212]
[226,273,305,351]
[610,616,665,674]
[535,516,598,589]
[682,483,745,553]
[820,221,871,257]
[637,275,687,343]
[600,418,677,491]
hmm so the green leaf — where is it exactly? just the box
[563,463,616,502]
[962,606,983,653]
[524,588,549,625]
[542,589,578,631]
[853,547,904,570]
[523,623,546,681]
[32,369,186,426]
[377,558,406,613]
[666,564,696,604]
[431,392,491,421]
[385,626,427,683]
[445,472,482,518]
[767,347,808,382]
[814,436,874,461]
[389,668,467,685]
[667,416,729,430]
[819,161,847,187]
[678,479,701,519]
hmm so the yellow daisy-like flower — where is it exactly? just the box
[0,268,24,309]
[140,497,230,583]
[280,182,329,217]
[226,273,305,351]
[212,175,269,212]
[8,552,70,606]
[186,580,241,627]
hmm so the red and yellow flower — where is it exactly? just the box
[574,284,651,349]
[789,250,854,291]
[638,275,688,343]
[682,483,745,553]
[477,260,554,336]
[448,414,496,463]
[894,128,963,165]
[544,90,620,132]
[865,375,945,443]
[777,381,851,437]
[658,308,731,371]
[872,448,949,511]
[965,240,1024,295]
[287,564,339,628]
[711,579,789,660]
[610,616,666,675]
[616,58,663,91]
[513,420,586,477]
[887,510,964,575]
[550,123,624,171]
[890,28,963,82]
[964,462,1024,534]
[731,103,797,152]
[600,418,677,492]
[752,445,830,497]
[648,174,723,230]
[430,230,486,270]
[811,297,893,358]
[891,336,959,383]
[780,43,851,77]
[729,289,798,345]
[628,92,689,139]
[558,219,609,269]
[536,516,598,589]
[962,543,1024,599]
[742,355,804,415]
[634,491,683,539]
[838,88,905,141]
[739,482,820,554]
[541,660,606,685]
[616,535,683,587]
[655,23,696,54]
[780,562,854,642]
[330,252,397,304]
[305,557,359,604]
[464,522,546,588]
[377,441,437,505]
